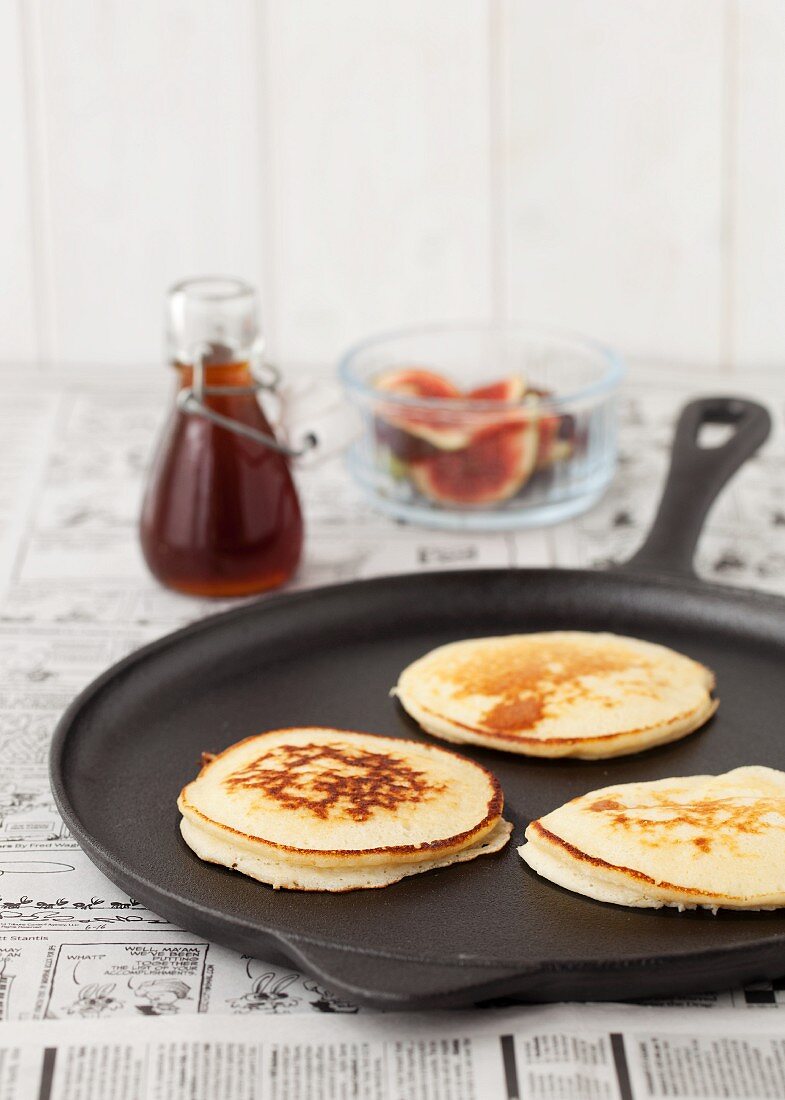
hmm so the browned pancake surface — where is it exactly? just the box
[443,638,654,735]
[223,738,445,823]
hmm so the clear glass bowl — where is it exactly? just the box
[338,323,623,531]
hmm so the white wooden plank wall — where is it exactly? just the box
[1,0,783,373]
[266,0,493,365]
[502,0,725,367]
[733,1,785,367]
[0,2,37,360]
[23,0,266,366]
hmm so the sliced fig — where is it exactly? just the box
[536,419,576,469]
[374,368,462,400]
[411,420,538,506]
[526,388,576,469]
[535,413,560,468]
[373,366,470,452]
[373,412,471,455]
[373,416,443,464]
[467,375,526,402]
[467,376,530,435]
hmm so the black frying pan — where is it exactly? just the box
[51,396,784,1009]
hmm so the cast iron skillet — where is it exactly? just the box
[51,396,783,1009]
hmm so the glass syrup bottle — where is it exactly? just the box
[140,277,312,597]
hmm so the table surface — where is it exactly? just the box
[1,362,784,1025]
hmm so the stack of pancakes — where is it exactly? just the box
[179,728,511,891]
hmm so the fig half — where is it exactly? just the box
[411,420,538,506]
[373,368,471,452]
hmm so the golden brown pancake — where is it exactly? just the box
[178,727,511,891]
[395,632,717,759]
[520,767,785,910]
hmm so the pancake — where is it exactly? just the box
[395,631,716,759]
[178,727,510,891]
[519,766,785,911]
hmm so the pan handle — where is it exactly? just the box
[282,938,523,1009]
[618,396,771,580]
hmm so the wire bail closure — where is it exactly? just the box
[176,345,317,458]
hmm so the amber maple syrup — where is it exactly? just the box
[139,279,304,597]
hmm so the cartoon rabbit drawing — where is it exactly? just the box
[303,980,358,1014]
[228,973,300,1014]
[65,983,123,1018]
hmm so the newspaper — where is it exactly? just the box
[0,364,783,1026]
[0,1003,784,1098]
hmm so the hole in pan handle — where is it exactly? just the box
[617,396,771,581]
